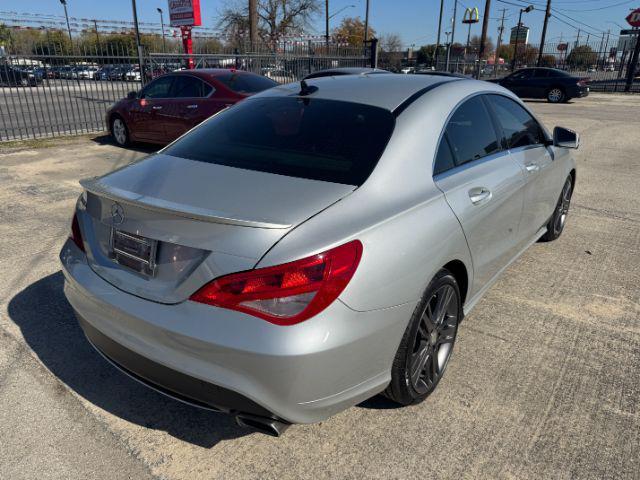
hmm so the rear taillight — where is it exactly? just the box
[189,240,363,325]
[70,213,85,252]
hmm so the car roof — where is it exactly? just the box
[303,67,390,80]
[256,73,466,112]
[172,68,259,79]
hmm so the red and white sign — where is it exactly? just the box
[168,0,201,27]
[626,8,640,28]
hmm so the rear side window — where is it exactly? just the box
[433,134,455,175]
[216,73,278,93]
[141,76,173,99]
[444,96,501,165]
[487,95,544,148]
[171,75,213,98]
[164,97,395,185]
[510,69,532,80]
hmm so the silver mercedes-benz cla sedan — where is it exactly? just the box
[60,73,578,435]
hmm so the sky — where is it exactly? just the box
[0,0,638,49]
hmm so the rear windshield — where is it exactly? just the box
[216,72,278,93]
[163,97,395,185]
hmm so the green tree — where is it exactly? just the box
[332,17,375,46]
[566,45,597,69]
[539,54,557,67]
[416,44,436,64]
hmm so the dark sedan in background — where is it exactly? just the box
[0,64,43,87]
[489,67,589,103]
[107,68,278,146]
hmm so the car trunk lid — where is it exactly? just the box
[80,153,355,303]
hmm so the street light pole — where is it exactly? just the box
[511,5,533,72]
[157,8,166,53]
[364,0,370,43]
[131,0,145,85]
[325,0,330,48]
[59,0,73,47]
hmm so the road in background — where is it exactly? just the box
[0,94,638,479]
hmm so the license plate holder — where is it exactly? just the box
[110,228,158,277]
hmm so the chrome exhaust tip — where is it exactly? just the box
[235,414,290,437]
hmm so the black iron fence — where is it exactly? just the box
[0,40,372,142]
[392,39,640,93]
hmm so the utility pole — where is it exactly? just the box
[625,27,640,92]
[130,0,145,85]
[249,0,258,45]
[511,5,534,72]
[92,19,100,47]
[537,0,551,66]
[585,33,590,45]
[478,0,491,65]
[446,0,458,71]
[495,8,506,77]
[325,0,330,48]
[598,31,605,68]
[575,28,581,48]
[434,0,445,68]
[364,0,370,43]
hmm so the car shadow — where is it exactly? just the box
[90,134,159,154]
[523,99,575,104]
[357,395,403,410]
[7,272,251,448]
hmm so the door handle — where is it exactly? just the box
[468,187,492,205]
[186,104,198,109]
[525,163,540,173]
[152,105,163,110]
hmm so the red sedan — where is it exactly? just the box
[106,69,278,146]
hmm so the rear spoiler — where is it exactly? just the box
[80,178,291,229]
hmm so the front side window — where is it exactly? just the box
[487,95,544,148]
[444,96,501,166]
[164,97,395,185]
[141,76,173,99]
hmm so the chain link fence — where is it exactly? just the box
[0,40,372,142]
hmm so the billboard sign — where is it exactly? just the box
[168,0,202,27]
[626,8,640,28]
[509,24,529,45]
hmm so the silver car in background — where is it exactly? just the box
[60,74,578,436]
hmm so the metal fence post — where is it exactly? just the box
[369,38,379,68]
[625,29,640,93]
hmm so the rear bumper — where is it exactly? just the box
[60,239,413,424]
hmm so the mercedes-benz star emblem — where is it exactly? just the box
[110,202,125,225]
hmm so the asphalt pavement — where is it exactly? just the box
[0,93,638,479]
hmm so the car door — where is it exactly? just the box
[501,69,533,97]
[529,68,550,98]
[434,95,526,295]
[485,94,561,241]
[163,75,215,141]
[128,75,174,142]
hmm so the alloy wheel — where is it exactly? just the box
[409,284,459,395]
[112,118,127,146]
[548,88,563,103]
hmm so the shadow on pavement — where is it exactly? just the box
[90,134,159,154]
[7,271,250,448]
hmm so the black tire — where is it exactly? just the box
[110,115,130,147]
[546,86,565,103]
[540,175,573,242]
[384,269,462,406]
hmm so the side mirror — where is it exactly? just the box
[126,91,137,100]
[553,126,579,149]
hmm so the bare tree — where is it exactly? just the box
[217,0,321,46]
[379,33,403,53]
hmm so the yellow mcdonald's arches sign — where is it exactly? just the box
[462,7,480,24]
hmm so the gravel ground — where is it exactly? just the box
[0,93,638,480]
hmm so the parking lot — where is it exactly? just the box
[0,93,638,479]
